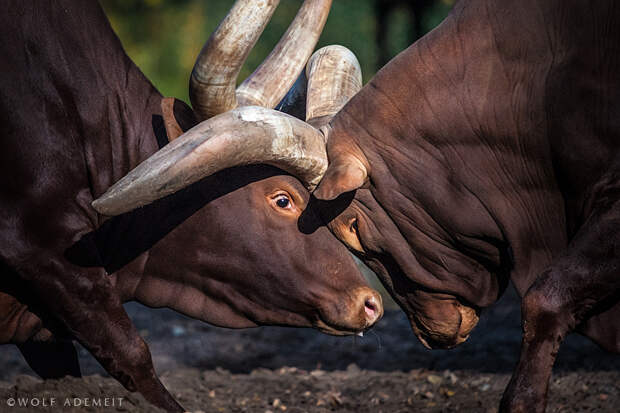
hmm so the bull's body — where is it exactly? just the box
[316,0,620,411]
[0,2,163,341]
[0,2,382,411]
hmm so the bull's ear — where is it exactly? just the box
[161,97,198,141]
[314,155,368,200]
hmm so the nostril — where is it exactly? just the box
[364,297,377,319]
[350,288,383,331]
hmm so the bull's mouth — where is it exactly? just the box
[409,297,480,349]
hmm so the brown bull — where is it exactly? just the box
[309,0,619,412]
[0,1,383,411]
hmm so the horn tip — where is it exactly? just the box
[91,197,118,216]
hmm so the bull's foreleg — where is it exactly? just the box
[18,338,81,379]
[500,199,620,413]
[23,260,183,412]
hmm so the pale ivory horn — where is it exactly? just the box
[190,0,332,121]
[92,45,362,216]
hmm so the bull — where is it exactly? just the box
[0,1,384,411]
[306,0,618,412]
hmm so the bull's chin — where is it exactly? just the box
[246,311,371,336]
[313,318,368,336]
[410,301,480,350]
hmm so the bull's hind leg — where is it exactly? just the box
[18,337,81,379]
[499,195,620,413]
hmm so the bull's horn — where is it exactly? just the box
[189,0,280,120]
[236,0,332,109]
[305,45,362,129]
[190,0,332,121]
[92,106,328,216]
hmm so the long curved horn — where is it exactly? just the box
[236,0,332,109]
[190,0,332,121]
[189,0,280,120]
[92,107,327,216]
[305,45,362,129]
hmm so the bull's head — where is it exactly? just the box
[311,126,486,346]
[308,61,509,349]
[91,0,382,336]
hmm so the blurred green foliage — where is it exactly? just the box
[101,0,453,104]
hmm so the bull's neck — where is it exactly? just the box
[84,62,164,201]
[69,2,169,300]
[340,0,567,294]
[69,2,165,201]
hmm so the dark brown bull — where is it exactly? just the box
[307,0,620,412]
[0,1,383,411]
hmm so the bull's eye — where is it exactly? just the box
[350,219,358,234]
[342,217,363,253]
[275,194,291,209]
[268,191,298,214]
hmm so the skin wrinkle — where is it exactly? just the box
[417,242,476,288]
[374,127,449,183]
[458,181,507,248]
[452,1,467,83]
[385,159,474,251]
[491,9,557,245]
[355,198,411,260]
[440,101,555,266]
[364,178,498,301]
[359,192,486,304]
[419,20,459,92]
[416,241,494,301]
[459,115,516,197]
[514,75,548,197]
[199,282,256,325]
[485,2,511,80]
[425,13,494,141]
[367,82,408,128]
[367,192,429,257]
[448,6,524,183]
[411,132,450,169]
[411,44,455,134]
[458,24,501,142]
[391,190,453,250]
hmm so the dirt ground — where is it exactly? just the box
[0,286,618,413]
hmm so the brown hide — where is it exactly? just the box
[315,0,620,351]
